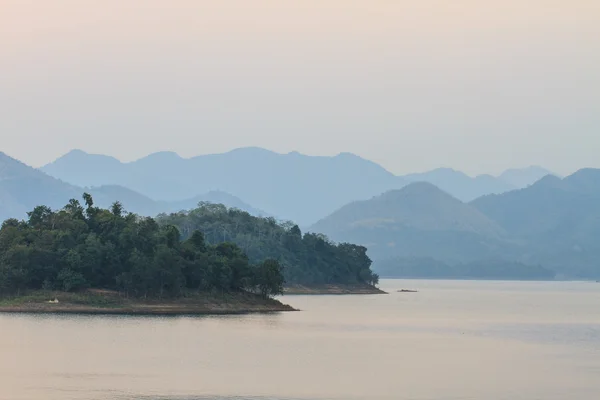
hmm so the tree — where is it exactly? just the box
[64,199,85,219]
[254,259,284,299]
[57,268,88,292]
[111,201,124,217]
[290,225,302,237]
[82,193,94,209]
[186,230,207,252]
[27,205,53,229]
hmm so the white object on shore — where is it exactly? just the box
[48,298,59,304]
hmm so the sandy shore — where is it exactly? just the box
[0,290,297,315]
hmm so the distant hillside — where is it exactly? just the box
[87,186,267,217]
[42,148,546,225]
[0,152,81,222]
[374,257,555,280]
[312,171,600,279]
[0,152,263,222]
[471,171,600,238]
[310,182,513,263]
[42,148,405,225]
[403,168,516,202]
[471,169,600,277]
[498,166,557,188]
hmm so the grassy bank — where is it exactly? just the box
[0,289,297,315]
[283,283,386,295]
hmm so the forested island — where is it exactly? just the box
[0,195,381,314]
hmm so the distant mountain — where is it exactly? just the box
[312,172,600,279]
[498,166,557,188]
[471,169,600,277]
[167,190,268,217]
[0,152,263,222]
[374,257,554,280]
[42,148,406,225]
[86,185,266,217]
[471,170,600,238]
[43,148,550,225]
[402,168,516,202]
[310,182,512,263]
[0,152,81,222]
[41,149,125,188]
[10,148,600,278]
[85,185,162,216]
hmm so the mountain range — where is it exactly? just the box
[471,169,600,277]
[311,169,600,279]
[2,148,597,279]
[310,182,516,264]
[40,148,553,225]
[0,152,264,223]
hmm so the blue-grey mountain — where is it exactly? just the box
[0,152,262,222]
[403,168,516,201]
[498,166,557,189]
[471,169,600,277]
[41,148,548,225]
[312,169,600,279]
[310,182,516,264]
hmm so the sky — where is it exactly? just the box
[1,0,599,176]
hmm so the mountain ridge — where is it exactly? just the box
[309,182,512,264]
[312,168,600,278]
[41,148,553,225]
[0,152,264,222]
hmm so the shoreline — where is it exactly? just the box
[283,283,386,295]
[0,290,297,316]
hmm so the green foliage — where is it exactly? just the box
[254,259,284,298]
[156,205,378,286]
[0,195,288,299]
[57,268,88,292]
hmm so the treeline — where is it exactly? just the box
[0,195,284,298]
[156,203,379,286]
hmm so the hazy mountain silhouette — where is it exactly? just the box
[42,148,551,225]
[0,152,81,221]
[498,166,557,188]
[472,169,600,277]
[472,170,600,237]
[7,149,600,278]
[403,168,516,202]
[88,186,267,217]
[0,152,263,221]
[310,182,512,263]
[42,148,406,225]
[311,171,600,279]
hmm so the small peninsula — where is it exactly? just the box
[0,195,382,315]
[0,195,293,315]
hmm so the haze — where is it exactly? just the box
[1,0,599,176]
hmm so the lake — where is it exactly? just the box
[1,279,599,400]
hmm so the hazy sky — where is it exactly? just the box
[1,1,599,176]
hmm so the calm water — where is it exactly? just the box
[1,280,600,400]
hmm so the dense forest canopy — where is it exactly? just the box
[0,195,284,299]
[156,203,379,286]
